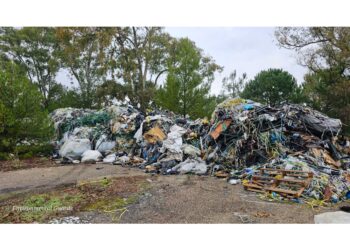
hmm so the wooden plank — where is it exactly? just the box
[244,183,297,195]
[246,188,266,194]
[252,175,308,186]
[259,168,313,179]
[244,180,307,198]
[261,168,312,174]
[244,168,313,198]
[210,120,232,140]
[262,186,298,195]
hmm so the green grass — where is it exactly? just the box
[13,193,83,223]
[0,176,149,223]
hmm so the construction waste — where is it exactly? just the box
[51,98,350,204]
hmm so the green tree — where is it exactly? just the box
[46,84,83,112]
[0,61,53,153]
[302,69,350,129]
[221,70,247,98]
[241,68,299,105]
[0,27,60,108]
[95,80,130,107]
[108,27,171,110]
[56,27,115,109]
[156,38,222,118]
[275,27,350,132]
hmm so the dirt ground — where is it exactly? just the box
[0,160,348,223]
[0,157,58,172]
[0,162,148,194]
[117,174,346,223]
[74,173,347,224]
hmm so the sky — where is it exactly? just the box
[165,27,307,95]
[57,27,308,95]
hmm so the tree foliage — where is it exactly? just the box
[55,27,115,108]
[0,27,229,157]
[221,70,247,98]
[156,38,222,118]
[0,61,53,153]
[0,27,60,108]
[108,27,172,110]
[96,80,130,107]
[46,84,84,112]
[241,68,300,105]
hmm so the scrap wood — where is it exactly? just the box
[215,170,229,178]
[210,119,232,140]
[244,169,313,198]
[323,152,341,168]
[289,151,304,156]
[252,175,311,187]
[259,168,314,178]
[143,126,166,144]
[310,148,341,168]
[254,211,272,218]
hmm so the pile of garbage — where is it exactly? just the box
[51,98,350,204]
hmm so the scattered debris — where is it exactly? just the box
[170,158,208,175]
[103,153,117,163]
[49,216,89,224]
[81,150,103,163]
[233,212,254,223]
[228,179,241,185]
[254,211,272,218]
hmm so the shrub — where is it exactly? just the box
[15,144,54,159]
[0,61,54,154]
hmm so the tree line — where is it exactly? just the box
[1,27,349,158]
[0,27,223,115]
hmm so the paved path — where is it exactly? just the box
[0,164,146,194]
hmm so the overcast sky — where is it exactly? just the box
[57,27,308,95]
[166,27,307,95]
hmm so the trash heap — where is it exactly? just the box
[51,98,350,203]
[51,105,142,164]
[204,98,350,203]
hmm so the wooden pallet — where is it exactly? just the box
[243,168,313,198]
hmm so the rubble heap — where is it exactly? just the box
[51,98,350,203]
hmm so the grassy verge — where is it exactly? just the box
[0,176,150,223]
